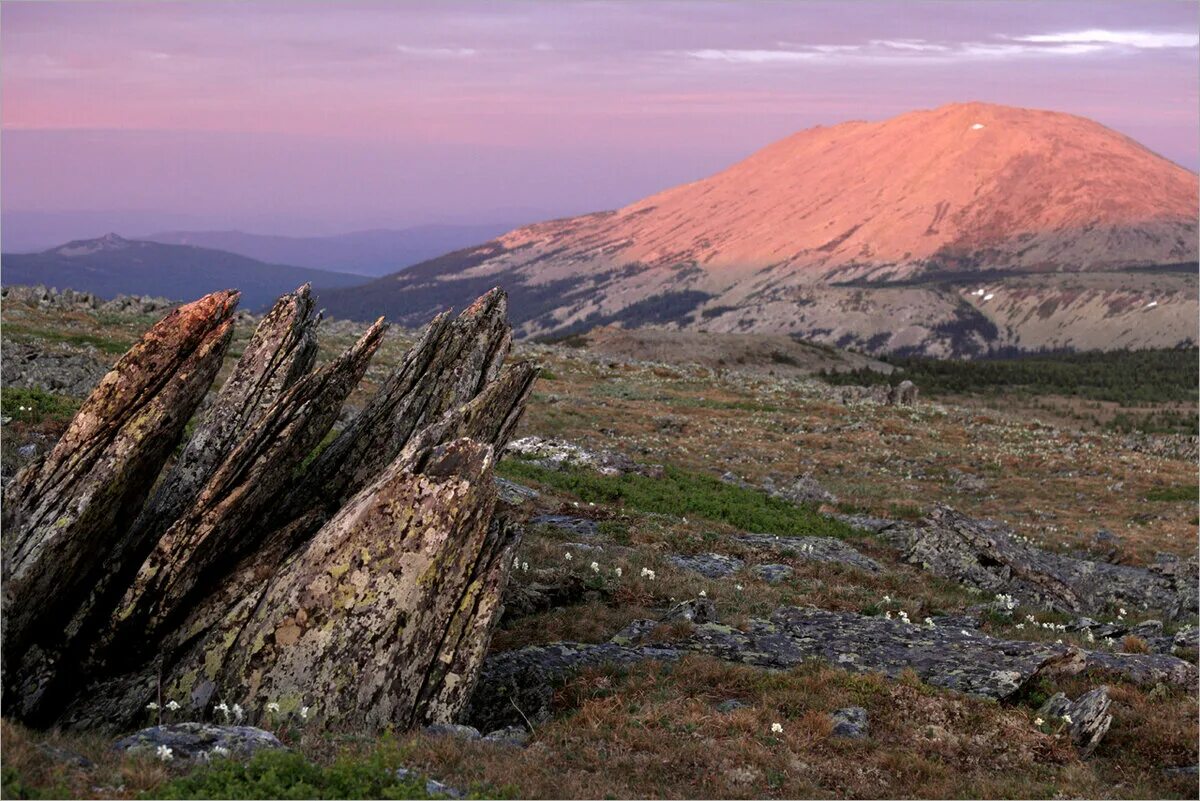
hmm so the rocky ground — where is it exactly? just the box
[2,287,1197,799]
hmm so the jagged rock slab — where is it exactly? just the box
[882,506,1197,620]
[103,319,389,654]
[1038,687,1112,756]
[668,552,745,578]
[2,290,239,703]
[735,534,882,573]
[113,723,285,761]
[185,439,517,730]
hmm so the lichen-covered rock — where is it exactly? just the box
[2,291,239,717]
[830,706,869,739]
[112,723,285,761]
[668,552,745,578]
[882,506,1197,620]
[750,563,794,584]
[531,514,600,538]
[1037,686,1112,756]
[496,477,539,506]
[213,439,517,730]
[735,534,882,573]
[0,340,110,397]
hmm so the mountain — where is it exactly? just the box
[1,234,366,308]
[144,223,520,276]
[318,102,1199,356]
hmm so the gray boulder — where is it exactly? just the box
[668,552,744,578]
[112,723,285,761]
[423,723,481,740]
[830,706,869,739]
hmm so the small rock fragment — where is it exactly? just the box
[830,706,869,739]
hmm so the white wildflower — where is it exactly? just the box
[156,745,173,762]
[771,722,783,734]
[212,746,230,758]
[300,706,310,720]
[882,595,891,603]
[512,556,520,569]
[1062,714,1072,724]
[698,590,707,598]
[735,583,744,591]
[884,611,893,620]
[166,700,180,711]
[614,567,622,578]
[267,701,280,713]
[960,629,971,636]
[232,703,244,723]
[924,617,934,628]
[640,567,655,580]
[1034,717,1044,727]
[1085,630,1094,643]
[214,702,230,721]
[564,552,573,561]
[1015,623,1025,630]
[146,701,159,711]
[590,561,600,573]
[521,562,528,572]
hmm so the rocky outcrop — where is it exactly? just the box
[467,604,1196,732]
[2,286,535,735]
[2,291,239,682]
[113,723,286,761]
[668,553,745,578]
[882,506,1197,621]
[0,340,111,397]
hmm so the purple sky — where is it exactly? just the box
[2,1,1197,244]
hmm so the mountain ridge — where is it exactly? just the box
[2,234,366,309]
[317,102,1198,356]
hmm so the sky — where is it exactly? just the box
[2,0,1197,246]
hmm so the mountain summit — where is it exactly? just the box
[320,103,1198,355]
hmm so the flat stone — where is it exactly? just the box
[750,563,793,584]
[715,699,749,714]
[481,725,530,747]
[736,534,882,573]
[830,706,869,739]
[610,619,659,647]
[112,723,286,761]
[668,552,744,578]
[422,723,481,741]
[531,514,599,538]
[663,597,719,624]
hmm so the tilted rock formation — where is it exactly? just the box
[2,291,239,686]
[2,285,534,734]
[881,506,1197,621]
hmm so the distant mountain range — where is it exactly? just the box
[318,102,1199,356]
[143,223,519,276]
[1,234,366,309]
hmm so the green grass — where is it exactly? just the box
[1,387,81,424]
[499,459,859,539]
[1144,485,1199,502]
[151,746,463,800]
